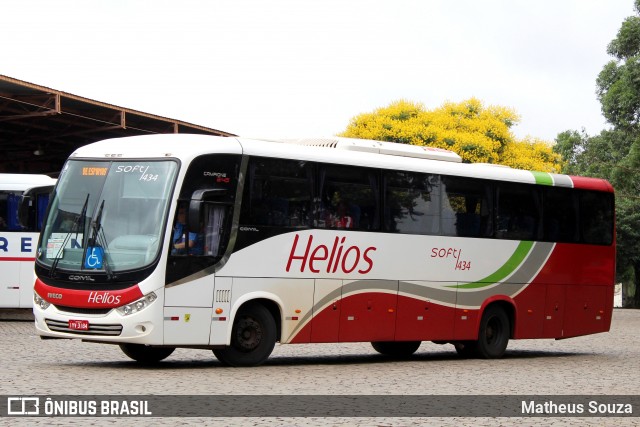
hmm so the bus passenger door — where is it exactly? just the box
[310,279,342,343]
[163,273,215,346]
[338,279,398,342]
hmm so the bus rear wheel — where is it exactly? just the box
[213,303,277,367]
[119,344,175,364]
[476,305,510,359]
[371,341,421,358]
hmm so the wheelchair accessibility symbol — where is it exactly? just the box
[84,246,104,269]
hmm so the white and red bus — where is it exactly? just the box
[32,134,615,366]
[0,173,56,308]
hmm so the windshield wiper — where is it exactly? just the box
[87,199,105,248]
[82,199,115,279]
[50,193,89,278]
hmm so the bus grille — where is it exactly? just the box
[53,305,112,315]
[216,289,231,303]
[44,319,123,336]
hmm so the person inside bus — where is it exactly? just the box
[172,205,203,255]
[333,200,354,229]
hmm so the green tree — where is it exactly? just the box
[598,1,640,130]
[557,0,640,307]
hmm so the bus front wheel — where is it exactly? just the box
[213,303,277,367]
[371,341,421,357]
[119,344,175,364]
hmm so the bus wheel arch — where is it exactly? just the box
[213,299,279,367]
[256,298,282,343]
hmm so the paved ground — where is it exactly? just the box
[0,309,638,426]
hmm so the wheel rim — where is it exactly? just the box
[235,316,263,352]
[486,316,502,346]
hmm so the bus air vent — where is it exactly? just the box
[273,137,462,163]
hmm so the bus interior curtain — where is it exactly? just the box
[205,205,225,256]
[7,193,20,230]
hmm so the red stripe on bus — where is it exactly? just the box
[570,176,614,192]
[34,279,143,308]
[0,257,36,262]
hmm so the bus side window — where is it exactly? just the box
[317,164,379,231]
[384,171,440,235]
[543,187,578,243]
[1,192,22,231]
[441,176,493,238]
[240,157,312,228]
[495,183,541,241]
[580,191,614,245]
[171,203,203,256]
[0,191,7,231]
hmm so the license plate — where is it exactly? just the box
[68,320,89,331]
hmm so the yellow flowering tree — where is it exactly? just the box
[339,98,562,172]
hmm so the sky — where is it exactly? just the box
[1,0,635,142]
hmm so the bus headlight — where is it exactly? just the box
[34,292,51,310]
[116,292,157,316]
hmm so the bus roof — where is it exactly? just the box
[0,173,57,191]
[68,134,613,193]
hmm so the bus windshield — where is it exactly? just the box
[37,160,178,275]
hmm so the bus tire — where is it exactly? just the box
[119,344,175,364]
[213,303,277,367]
[476,305,510,359]
[371,341,421,358]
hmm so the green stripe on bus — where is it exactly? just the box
[451,240,535,289]
[531,171,553,186]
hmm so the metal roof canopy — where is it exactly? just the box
[0,75,235,176]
